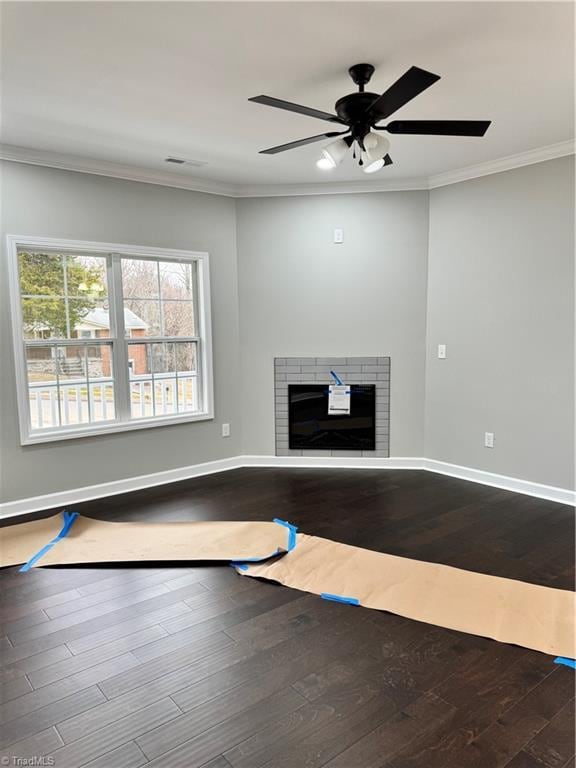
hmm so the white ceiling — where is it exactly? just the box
[1,1,574,191]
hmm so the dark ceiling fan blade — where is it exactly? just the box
[259,131,348,155]
[383,154,393,166]
[367,66,440,121]
[384,120,491,136]
[249,95,346,124]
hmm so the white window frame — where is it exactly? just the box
[7,235,214,445]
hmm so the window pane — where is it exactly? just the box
[121,259,159,298]
[66,255,108,300]
[19,251,111,341]
[175,342,198,412]
[127,341,198,417]
[163,301,195,337]
[27,346,60,429]
[26,341,116,430]
[150,342,176,374]
[175,342,196,373]
[128,343,154,418]
[121,258,196,337]
[57,346,88,426]
[87,344,115,423]
[70,299,111,339]
[22,298,68,339]
[124,299,160,337]
[160,261,194,301]
[19,252,64,296]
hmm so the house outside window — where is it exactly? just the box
[7,236,213,444]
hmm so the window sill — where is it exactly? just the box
[21,410,214,445]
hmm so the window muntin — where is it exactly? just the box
[9,238,212,444]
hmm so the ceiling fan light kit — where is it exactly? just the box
[249,63,491,174]
[319,137,350,168]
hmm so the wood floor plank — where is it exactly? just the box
[257,687,400,768]
[57,642,254,744]
[45,697,182,768]
[322,692,457,768]
[98,631,237,700]
[435,668,576,768]
[224,651,398,768]
[75,568,191,596]
[6,581,207,653]
[142,687,305,767]
[1,725,64,759]
[66,600,192,655]
[7,583,173,644]
[136,592,309,663]
[388,652,556,768]
[44,571,182,618]
[523,698,576,768]
[0,685,106,749]
[27,624,168,688]
[169,611,375,714]
[1,609,51,637]
[0,652,141,725]
[136,616,378,760]
[3,643,73,679]
[0,676,33,704]
[160,585,299,636]
[0,587,82,623]
[80,740,148,768]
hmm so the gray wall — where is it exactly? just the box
[236,193,430,457]
[425,156,575,489]
[0,162,242,502]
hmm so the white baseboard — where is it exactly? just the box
[423,459,575,506]
[0,456,243,520]
[1,454,573,520]
[241,455,424,470]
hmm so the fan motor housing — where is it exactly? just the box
[335,92,379,127]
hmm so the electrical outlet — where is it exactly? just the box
[484,432,494,448]
[222,423,230,438]
[333,228,344,244]
[437,344,447,359]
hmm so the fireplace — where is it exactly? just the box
[288,384,376,450]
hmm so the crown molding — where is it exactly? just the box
[428,140,575,189]
[1,140,574,199]
[0,144,237,197]
[234,177,428,197]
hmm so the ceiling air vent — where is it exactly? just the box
[164,156,207,167]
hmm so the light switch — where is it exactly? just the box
[333,229,344,244]
[437,344,447,359]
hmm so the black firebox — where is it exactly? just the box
[288,384,376,451]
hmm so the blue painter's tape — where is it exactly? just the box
[320,593,360,606]
[20,510,79,572]
[230,519,298,570]
[231,562,250,571]
[329,370,343,385]
[273,518,298,552]
[554,657,576,669]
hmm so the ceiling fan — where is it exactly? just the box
[249,64,491,173]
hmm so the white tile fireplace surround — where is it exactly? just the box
[274,357,390,457]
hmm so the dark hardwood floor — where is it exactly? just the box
[1,468,574,768]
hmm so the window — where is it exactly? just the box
[7,236,213,444]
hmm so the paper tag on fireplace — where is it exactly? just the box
[328,385,351,415]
